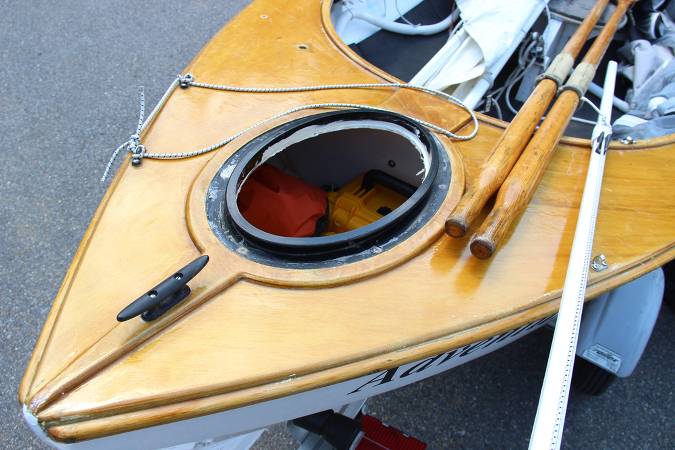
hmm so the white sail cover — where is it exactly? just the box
[412,0,547,92]
[458,0,547,69]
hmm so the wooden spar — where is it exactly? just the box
[444,0,610,238]
[469,0,635,259]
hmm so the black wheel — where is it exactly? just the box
[572,356,616,395]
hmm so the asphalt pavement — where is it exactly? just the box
[1,1,673,449]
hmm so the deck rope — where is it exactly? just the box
[101,73,479,182]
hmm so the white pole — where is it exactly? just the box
[529,60,617,450]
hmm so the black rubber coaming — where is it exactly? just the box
[205,109,451,267]
[223,110,441,259]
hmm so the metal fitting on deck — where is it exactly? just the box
[179,73,194,89]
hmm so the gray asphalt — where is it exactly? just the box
[0,1,672,449]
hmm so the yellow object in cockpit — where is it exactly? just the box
[324,170,415,235]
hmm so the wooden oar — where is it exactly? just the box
[469,0,634,259]
[444,0,610,238]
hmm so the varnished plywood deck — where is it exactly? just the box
[20,0,675,442]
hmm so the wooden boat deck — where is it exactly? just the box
[20,0,675,442]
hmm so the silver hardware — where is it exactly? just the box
[591,254,608,272]
[620,136,636,145]
[178,73,194,89]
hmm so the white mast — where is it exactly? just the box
[529,60,618,450]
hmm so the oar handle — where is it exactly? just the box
[445,79,558,238]
[445,79,558,237]
[469,0,633,259]
[444,0,610,238]
[469,91,579,258]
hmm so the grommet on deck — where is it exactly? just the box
[127,134,145,166]
[591,254,608,272]
[179,73,194,89]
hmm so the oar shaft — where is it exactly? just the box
[529,61,617,450]
[469,90,580,258]
[560,0,608,57]
[469,0,633,259]
[444,0,609,238]
[445,78,558,238]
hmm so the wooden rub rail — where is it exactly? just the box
[469,0,636,259]
[445,0,610,239]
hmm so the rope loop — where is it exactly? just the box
[101,88,149,181]
[101,73,480,182]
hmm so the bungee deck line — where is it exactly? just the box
[101,74,479,182]
[529,61,617,450]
